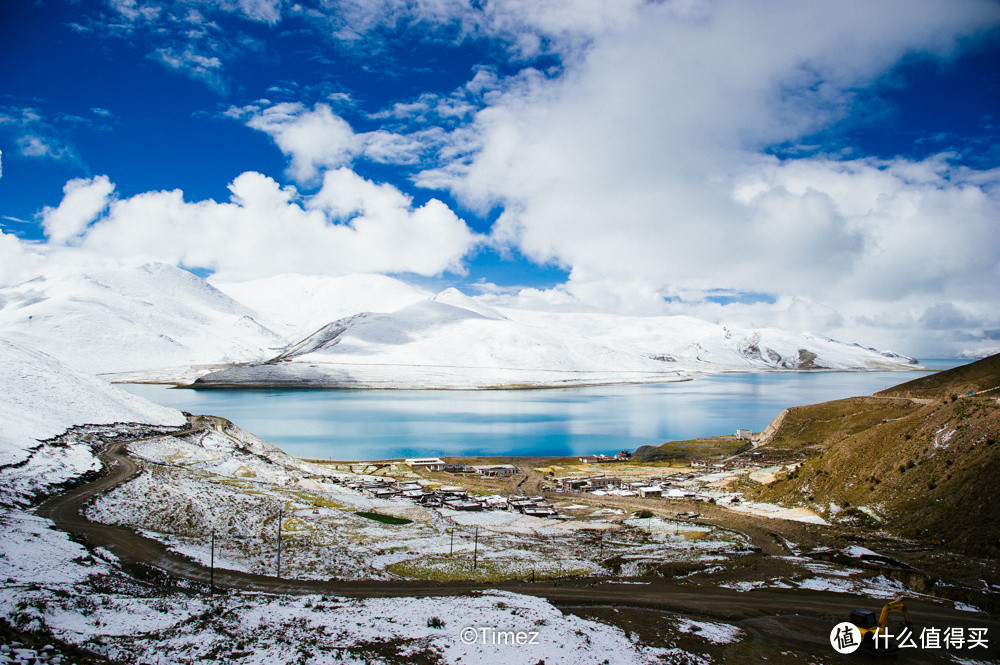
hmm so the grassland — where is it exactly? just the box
[632,436,750,462]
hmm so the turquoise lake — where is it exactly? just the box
[123,360,965,461]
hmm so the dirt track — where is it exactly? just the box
[33,422,1000,660]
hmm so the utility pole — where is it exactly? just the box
[473,527,478,570]
[276,508,282,580]
[210,530,215,595]
[599,530,604,558]
[450,527,454,555]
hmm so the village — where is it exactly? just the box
[295,429,811,527]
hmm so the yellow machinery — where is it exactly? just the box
[849,599,912,648]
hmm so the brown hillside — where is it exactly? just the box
[877,353,1000,399]
[753,396,1000,556]
[763,396,922,455]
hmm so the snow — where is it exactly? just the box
[795,574,908,599]
[954,602,982,613]
[197,283,921,389]
[1,585,690,665]
[723,500,829,525]
[0,336,185,471]
[0,511,114,585]
[495,308,919,371]
[210,272,432,336]
[1,265,919,388]
[0,263,285,377]
[675,619,743,644]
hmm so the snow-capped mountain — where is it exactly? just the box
[194,289,918,389]
[0,263,286,378]
[210,272,432,337]
[0,336,185,476]
[0,264,919,388]
[495,309,918,371]
[196,297,685,389]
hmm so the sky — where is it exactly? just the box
[1,0,998,358]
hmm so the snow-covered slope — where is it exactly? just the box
[196,289,919,389]
[0,336,186,504]
[210,272,432,337]
[0,337,185,465]
[195,298,685,389]
[497,309,918,371]
[0,264,918,389]
[0,263,286,377]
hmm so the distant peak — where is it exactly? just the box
[431,287,506,320]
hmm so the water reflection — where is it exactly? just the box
[122,361,963,460]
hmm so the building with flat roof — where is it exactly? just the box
[404,458,446,471]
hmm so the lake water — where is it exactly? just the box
[122,360,965,460]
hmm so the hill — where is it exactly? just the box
[745,361,1000,556]
[500,309,920,372]
[195,288,922,389]
[0,263,286,378]
[194,298,684,389]
[210,272,432,337]
[0,336,186,504]
[876,353,1000,399]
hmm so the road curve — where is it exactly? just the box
[33,427,999,641]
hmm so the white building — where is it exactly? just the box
[404,457,446,471]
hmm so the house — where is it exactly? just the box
[404,458,446,472]
[522,505,558,518]
[416,494,443,507]
[473,464,520,477]
[507,496,534,512]
[361,485,400,499]
[587,477,621,490]
[484,495,508,509]
[557,478,590,491]
[444,498,485,511]
[442,463,475,474]
[736,429,753,440]
[636,486,662,498]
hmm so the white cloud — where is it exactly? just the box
[0,107,81,164]
[43,170,480,281]
[245,103,361,183]
[0,232,44,288]
[430,0,1000,354]
[234,0,283,24]
[240,102,459,180]
[40,176,115,244]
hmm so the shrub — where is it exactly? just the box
[635,509,654,519]
[427,616,445,629]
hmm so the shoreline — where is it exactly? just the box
[103,363,929,390]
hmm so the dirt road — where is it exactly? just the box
[33,425,1000,660]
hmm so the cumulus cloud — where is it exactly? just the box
[40,176,115,244]
[245,103,360,182]
[429,0,1000,353]
[238,102,457,182]
[0,232,44,288]
[39,170,480,281]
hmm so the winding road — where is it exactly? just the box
[33,420,1000,659]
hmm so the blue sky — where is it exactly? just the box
[1,0,999,356]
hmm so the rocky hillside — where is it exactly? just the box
[750,355,1000,556]
[876,353,1000,399]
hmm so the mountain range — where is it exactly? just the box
[0,263,919,389]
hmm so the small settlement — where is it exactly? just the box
[335,458,559,517]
